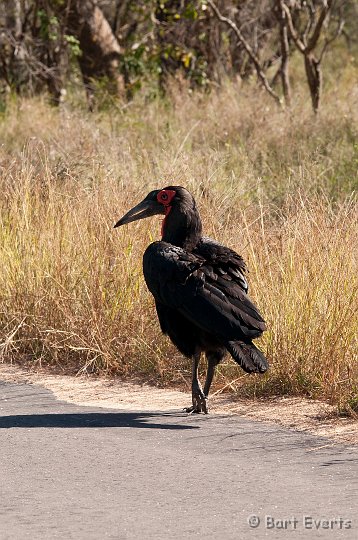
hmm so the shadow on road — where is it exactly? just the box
[0,411,200,430]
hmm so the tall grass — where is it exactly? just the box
[0,79,357,414]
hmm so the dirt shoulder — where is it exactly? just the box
[1,363,357,445]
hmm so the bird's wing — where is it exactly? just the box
[143,241,266,342]
[195,236,249,293]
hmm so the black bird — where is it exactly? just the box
[114,186,268,413]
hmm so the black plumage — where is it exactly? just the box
[115,186,268,413]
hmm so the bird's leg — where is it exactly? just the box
[203,359,217,397]
[203,352,222,407]
[185,352,208,414]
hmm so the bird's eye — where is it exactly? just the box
[157,189,176,205]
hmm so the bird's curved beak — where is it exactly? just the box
[114,198,164,228]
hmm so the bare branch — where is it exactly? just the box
[319,17,344,63]
[303,2,316,46]
[282,1,340,62]
[207,0,281,106]
[280,1,306,54]
[275,0,291,106]
[306,0,334,53]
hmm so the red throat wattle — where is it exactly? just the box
[161,205,172,236]
[157,189,176,237]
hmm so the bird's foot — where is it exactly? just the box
[184,388,208,414]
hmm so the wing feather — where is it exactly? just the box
[143,241,266,343]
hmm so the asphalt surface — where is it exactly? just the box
[0,380,357,539]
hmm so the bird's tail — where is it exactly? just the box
[226,341,268,374]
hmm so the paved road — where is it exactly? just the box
[0,380,357,539]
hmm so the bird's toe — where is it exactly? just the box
[184,391,208,414]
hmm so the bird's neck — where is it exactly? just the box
[161,207,202,251]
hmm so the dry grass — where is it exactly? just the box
[0,77,357,414]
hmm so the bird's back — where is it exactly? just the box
[143,239,266,342]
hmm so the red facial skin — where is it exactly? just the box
[157,189,176,236]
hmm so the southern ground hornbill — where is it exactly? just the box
[114,186,268,413]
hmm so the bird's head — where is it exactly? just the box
[114,186,202,248]
[114,187,177,228]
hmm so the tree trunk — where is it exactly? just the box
[5,0,22,37]
[304,54,321,113]
[69,0,124,108]
[3,0,26,93]
[276,1,291,106]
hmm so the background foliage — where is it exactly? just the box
[1,1,357,107]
